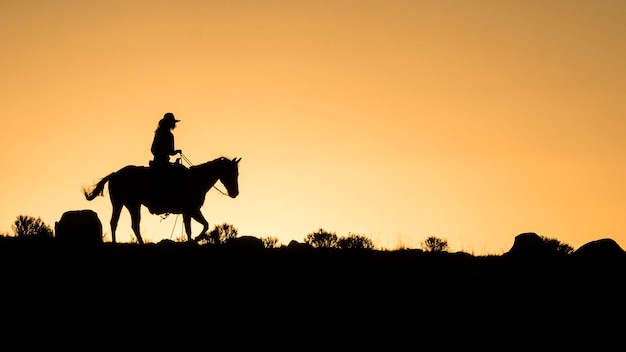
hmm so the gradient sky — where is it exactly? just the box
[2,0,625,254]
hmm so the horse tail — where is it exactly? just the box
[83,173,114,201]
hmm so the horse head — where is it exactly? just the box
[219,157,241,198]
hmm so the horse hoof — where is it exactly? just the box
[195,233,208,242]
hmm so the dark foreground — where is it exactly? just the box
[1,236,624,347]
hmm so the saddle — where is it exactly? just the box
[149,157,183,168]
[146,161,189,215]
[149,160,187,185]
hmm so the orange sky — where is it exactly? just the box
[2,0,625,254]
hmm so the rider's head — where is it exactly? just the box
[159,112,180,129]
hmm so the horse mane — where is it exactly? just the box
[189,156,233,170]
[213,156,232,163]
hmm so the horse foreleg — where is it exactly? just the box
[110,203,122,244]
[191,210,209,241]
[128,204,144,244]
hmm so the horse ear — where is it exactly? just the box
[234,157,241,163]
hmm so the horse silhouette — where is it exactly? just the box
[84,156,241,244]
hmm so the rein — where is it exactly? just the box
[181,153,229,196]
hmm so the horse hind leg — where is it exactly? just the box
[128,204,144,244]
[110,203,123,244]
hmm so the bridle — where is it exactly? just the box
[180,153,230,196]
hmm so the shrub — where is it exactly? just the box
[304,228,339,248]
[338,233,375,250]
[197,223,238,245]
[421,236,448,253]
[261,236,281,248]
[11,215,53,239]
[540,235,574,255]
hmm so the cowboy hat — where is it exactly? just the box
[163,112,180,123]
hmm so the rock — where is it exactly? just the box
[225,235,265,250]
[55,209,103,245]
[504,232,551,258]
[573,238,626,260]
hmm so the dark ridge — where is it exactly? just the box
[1,233,623,346]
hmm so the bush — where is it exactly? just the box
[304,228,339,248]
[11,215,53,239]
[540,235,574,255]
[421,236,448,253]
[261,236,281,248]
[338,233,374,250]
[196,223,238,245]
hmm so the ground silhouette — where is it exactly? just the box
[1,232,622,346]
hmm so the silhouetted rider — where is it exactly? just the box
[151,112,182,167]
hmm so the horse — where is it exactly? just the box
[83,156,241,244]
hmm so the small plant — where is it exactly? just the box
[421,236,449,253]
[174,235,187,242]
[540,235,574,255]
[197,223,238,245]
[11,215,53,239]
[304,228,339,248]
[261,236,281,248]
[337,233,375,250]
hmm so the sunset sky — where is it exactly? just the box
[2,0,625,254]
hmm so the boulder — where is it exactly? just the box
[55,209,103,245]
[504,232,551,258]
[287,240,312,251]
[225,235,265,250]
[573,238,626,260]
